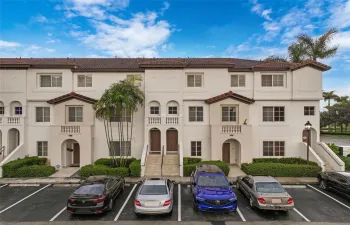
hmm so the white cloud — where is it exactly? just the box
[31,14,48,23]
[47,33,52,37]
[0,40,21,48]
[46,48,56,53]
[161,43,174,52]
[333,31,350,49]
[250,0,272,21]
[160,2,170,15]
[206,45,216,49]
[328,0,350,29]
[305,0,324,17]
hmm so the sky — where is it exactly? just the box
[0,0,349,106]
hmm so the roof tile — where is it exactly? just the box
[205,91,255,104]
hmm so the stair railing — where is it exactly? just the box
[0,146,5,159]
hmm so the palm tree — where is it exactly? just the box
[288,42,307,63]
[335,95,349,104]
[323,91,338,107]
[264,55,288,62]
[93,76,144,167]
[295,28,338,61]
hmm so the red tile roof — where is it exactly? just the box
[0,58,331,71]
[205,91,255,104]
[47,92,97,105]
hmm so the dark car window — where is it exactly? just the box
[106,179,117,190]
[197,175,229,187]
[167,179,171,189]
[140,185,168,195]
[255,182,285,193]
[74,184,105,195]
[333,174,348,184]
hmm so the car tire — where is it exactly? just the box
[108,199,113,211]
[249,198,255,209]
[236,182,240,190]
[320,179,328,190]
[192,202,198,212]
[121,181,125,192]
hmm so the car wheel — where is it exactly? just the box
[236,182,240,190]
[320,179,328,190]
[108,199,113,211]
[121,182,125,192]
[249,198,255,209]
[192,202,198,212]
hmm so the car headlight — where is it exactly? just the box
[196,196,205,201]
[229,197,237,201]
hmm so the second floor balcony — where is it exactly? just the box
[148,116,180,125]
[0,117,23,126]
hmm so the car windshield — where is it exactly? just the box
[197,175,229,187]
[255,182,285,193]
[74,184,105,195]
[139,185,168,195]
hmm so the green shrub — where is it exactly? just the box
[252,157,318,166]
[94,158,136,168]
[341,157,350,171]
[183,160,230,176]
[183,164,197,176]
[13,165,56,178]
[183,157,202,165]
[326,143,339,154]
[80,165,129,178]
[241,163,322,177]
[129,160,141,177]
[2,156,48,178]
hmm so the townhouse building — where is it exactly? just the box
[0,58,343,177]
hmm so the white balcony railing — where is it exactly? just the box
[222,125,242,134]
[61,125,80,134]
[166,117,178,124]
[0,117,22,125]
[148,117,161,124]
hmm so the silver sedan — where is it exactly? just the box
[134,178,174,215]
[237,175,294,211]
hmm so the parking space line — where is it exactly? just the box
[293,208,310,222]
[178,183,181,222]
[307,184,350,210]
[0,184,8,189]
[237,207,246,222]
[113,183,137,221]
[50,206,67,221]
[0,184,51,214]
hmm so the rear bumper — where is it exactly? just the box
[134,205,172,214]
[195,200,237,212]
[257,203,294,211]
[67,205,106,214]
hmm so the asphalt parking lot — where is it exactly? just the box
[1,183,350,223]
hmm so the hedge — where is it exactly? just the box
[13,165,56,178]
[129,160,141,177]
[94,158,136,168]
[183,160,230,176]
[183,157,202,165]
[327,143,350,171]
[2,156,48,178]
[252,157,318,166]
[241,163,322,177]
[80,165,129,177]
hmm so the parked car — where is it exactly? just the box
[318,171,350,198]
[67,175,125,214]
[236,175,294,211]
[134,178,175,215]
[190,164,237,212]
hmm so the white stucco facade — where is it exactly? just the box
[0,59,327,170]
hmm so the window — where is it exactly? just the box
[191,141,201,156]
[68,106,83,122]
[263,141,285,156]
[150,106,160,115]
[261,74,284,87]
[0,107,4,115]
[168,106,178,115]
[189,107,203,122]
[110,108,131,122]
[36,107,50,122]
[40,74,62,87]
[304,106,315,116]
[263,106,285,122]
[222,106,237,122]
[15,107,22,115]
[187,74,202,87]
[231,75,245,87]
[37,141,48,156]
[77,75,92,87]
[110,141,131,156]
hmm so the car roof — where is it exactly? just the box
[250,176,278,182]
[336,172,350,177]
[84,175,112,184]
[143,179,167,185]
[197,164,223,174]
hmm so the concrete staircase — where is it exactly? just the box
[144,155,162,177]
[162,154,180,176]
[317,153,335,171]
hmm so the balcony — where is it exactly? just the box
[148,117,161,125]
[0,117,23,126]
[147,116,180,125]
[221,125,242,134]
[166,117,178,124]
[61,125,80,134]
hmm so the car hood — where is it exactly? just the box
[196,186,235,199]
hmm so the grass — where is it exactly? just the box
[321,134,350,139]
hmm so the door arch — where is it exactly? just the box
[149,128,161,154]
[8,128,20,154]
[61,139,80,167]
[302,127,317,147]
[222,139,241,165]
[166,128,178,152]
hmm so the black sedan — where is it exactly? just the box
[67,175,125,214]
[318,171,350,199]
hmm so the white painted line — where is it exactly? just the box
[50,206,66,221]
[0,184,51,214]
[0,184,8,189]
[293,208,310,222]
[307,184,350,210]
[114,183,137,221]
[178,183,181,222]
[237,207,246,222]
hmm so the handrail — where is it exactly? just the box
[0,146,5,159]
[319,142,344,167]
[161,145,164,176]
[141,144,149,167]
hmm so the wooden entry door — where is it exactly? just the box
[150,129,161,153]
[73,143,80,164]
[302,129,311,146]
[167,129,178,152]
[222,143,230,163]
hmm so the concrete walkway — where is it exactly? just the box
[228,164,246,177]
[49,167,80,178]
[321,135,350,146]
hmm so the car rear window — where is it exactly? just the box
[197,175,229,187]
[74,184,105,195]
[255,182,285,193]
[139,185,168,195]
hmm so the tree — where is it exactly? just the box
[93,76,144,167]
[264,55,288,62]
[323,91,338,107]
[335,95,349,104]
[288,42,307,63]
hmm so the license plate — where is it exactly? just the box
[144,201,159,207]
[272,199,282,204]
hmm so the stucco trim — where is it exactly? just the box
[205,91,255,105]
[47,92,97,105]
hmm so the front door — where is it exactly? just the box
[73,143,80,164]
[150,129,161,153]
[222,143,230,163]
[302,129,311,146]
[167,129,178,152]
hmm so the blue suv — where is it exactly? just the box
[190,164,237,212]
